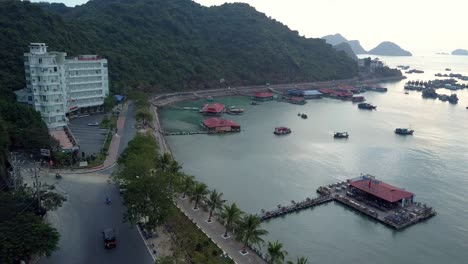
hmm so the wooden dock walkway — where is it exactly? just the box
[259,195,333,221]
[164,131,209,136]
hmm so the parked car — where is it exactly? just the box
[103,228,117,249]
[88,122,99,126]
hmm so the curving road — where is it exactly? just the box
[40,103,153,264]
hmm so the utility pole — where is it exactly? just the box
[31,159,41,211]
[9,152,24,191]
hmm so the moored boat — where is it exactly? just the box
[357,103,377,110]
[274,127,291,135]
[226,107,244,115]
[395,128,414,135]
[334,132,349,138]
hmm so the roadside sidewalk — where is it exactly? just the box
[175,197,267,264]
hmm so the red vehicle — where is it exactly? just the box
[103,228,117,249]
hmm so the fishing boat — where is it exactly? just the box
[334,132,349,138]
[395,128,414,135]
[274,127,291,135]
[357,103,377,110]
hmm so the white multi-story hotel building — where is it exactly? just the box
[16,43,109,129]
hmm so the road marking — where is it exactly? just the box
[136,225,156,262]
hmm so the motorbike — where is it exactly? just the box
[105,198,112,205]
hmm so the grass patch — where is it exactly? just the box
[164,204,234,264]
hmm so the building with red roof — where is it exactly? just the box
[202,118,240,133]
[254,92,274,101]
[201,103,225,115]
[349,176,414,207]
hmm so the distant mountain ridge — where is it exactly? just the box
[321,33,413,57]
[452,49,468,55]
[321,33,367,55]
[368,41,412,56]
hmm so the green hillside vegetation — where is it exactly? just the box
[1,0,357,97]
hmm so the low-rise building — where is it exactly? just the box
[201,103,225,115]
[202,118,240,133]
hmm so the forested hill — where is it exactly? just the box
[0,0,357,95]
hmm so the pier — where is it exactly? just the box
[259,195,333,221]
[258,176,436,230]
[163,131,209,136]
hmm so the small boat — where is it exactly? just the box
[357,103,377,110]
[301,113,308,119]
[334,132,349,138]
[445,68,451,71]
[226,108,244,115]
[274,127,291,135]
[395,128,414,135]
[207,96,213,101]
[404,92,409,94]
[250,101,259,105]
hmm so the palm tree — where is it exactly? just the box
[158,153,172,172]
[219,202,244,238]
[190,182,209,210]
[286,257,308,264]
[181,175,195,199]
[236,214,268,254]
[167,158,182,190]
[267,240,288,264]
[205,189,225,222]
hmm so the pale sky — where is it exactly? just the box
[33,0,468,55]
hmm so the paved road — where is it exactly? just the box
[38,173,153,264]
[40,103,152,264]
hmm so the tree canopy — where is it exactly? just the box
[0,188,64,263]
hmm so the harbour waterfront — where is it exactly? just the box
[160,55,468,263]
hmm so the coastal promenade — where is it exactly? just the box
[150,76,405,107]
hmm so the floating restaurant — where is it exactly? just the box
[259,174,436,230]
[303,90,323,99]
[200,103,225,115]
[348,176,414,208]
[254,92,274,101]
[202,118,240,133]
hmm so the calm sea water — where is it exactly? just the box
[160,55,468,264]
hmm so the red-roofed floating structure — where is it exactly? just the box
[201,103,225,116]
[202,118,240,133]
[349,175,414,207]
[254,92,274,101]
